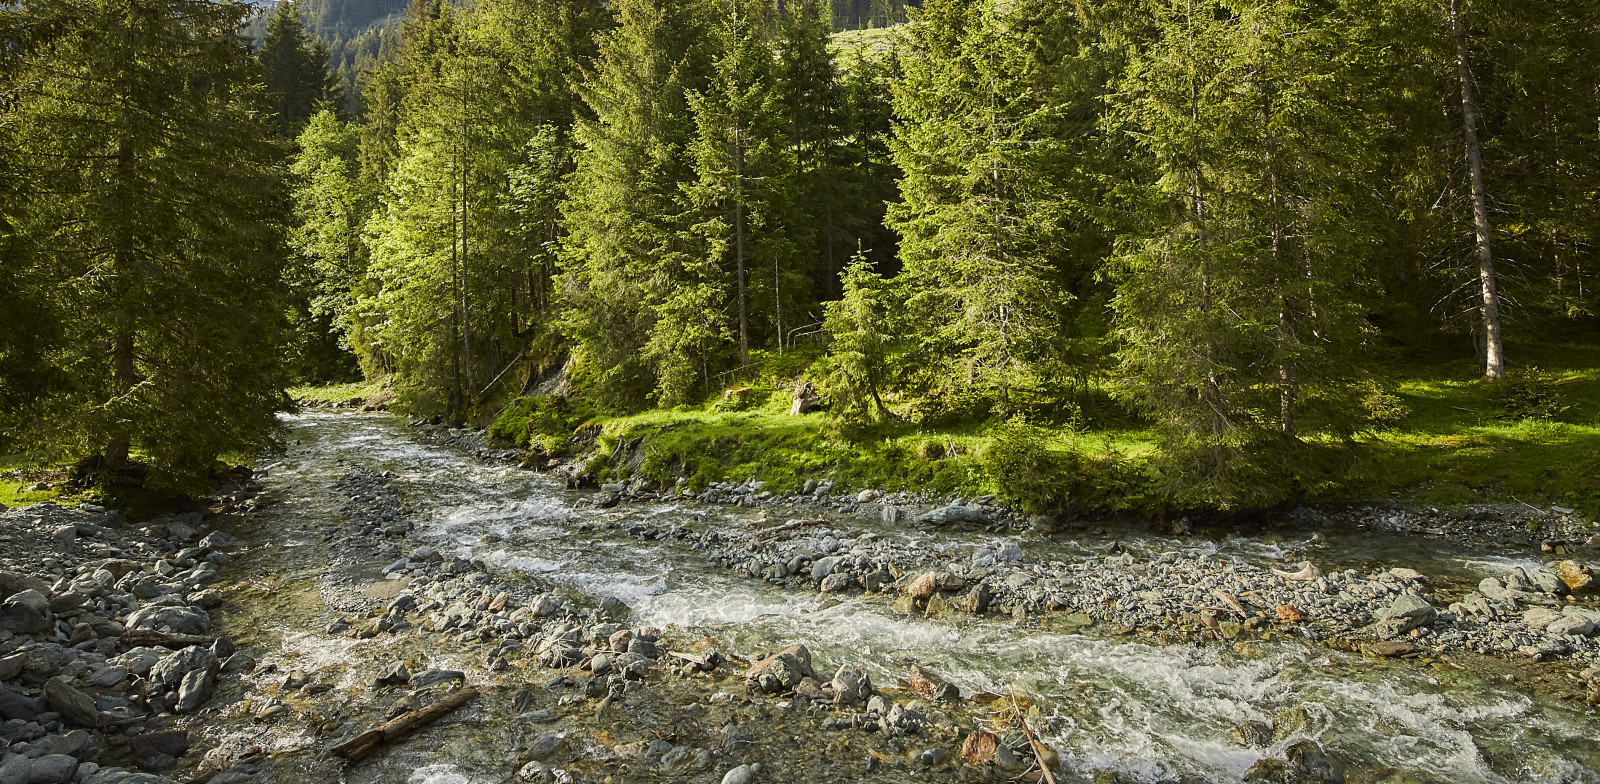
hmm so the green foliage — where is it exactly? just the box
[818,253,899,422]
[258,2,343,135]
[3,0,294,491]
[1360,382,1412,429]
[488,395,595,448]
[1490,368,1568,421]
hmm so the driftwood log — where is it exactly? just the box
[117,630,217,650]
[331,688,480,761]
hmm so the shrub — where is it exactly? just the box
[1360,382,1410,428]
[1491,368,1568,421]
[488,395,595,448]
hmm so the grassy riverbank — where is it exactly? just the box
[302,333,1600,521]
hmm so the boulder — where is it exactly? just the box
[0,593,50,635]
[26,754,77,784]
[916,502,988,526]
[830,664,874,707]
[0,754,30,784]
[44,677,100,727]
[174,669,213,713]
[819,573,855,593]
[125,606,210,637]
[1372,595,1434,638]
[1557,561,1593,594]
[128,731,188,772]
[907,664,960,702]
[0,572,50,603]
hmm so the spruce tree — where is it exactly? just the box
[259,1,341,136]
[560,0,715,410]
[6,0,293,488]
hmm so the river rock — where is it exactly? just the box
[1546,613,1596,637]
[1231,720,1273,748]
[1523,607,1564,630]
[1557,561,1593,593]
[720,762,761,784]
[375,662,410,686]
[0,653,24,681]
[411,669,465,689]
[905,572,938,601]
[961,730,1001,765]
[0,754,28,784]
[830,664,874,707]
[86,665,130,688]
[0,592,50,635]
[907,665,959,702]
[819,573,854,593]
[44,677,100,727]
[128,731,188,772]
[0,571,51,603]
[125,606,209,637]
[0,686,40,721]
[811,556,845,580]
[27,754,76,784]
[916,502,987,526]
[175,668,214,713]
[149,647,218,688]
[1372,594,1434,637]
[1285,739,1346,783]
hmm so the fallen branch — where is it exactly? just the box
[331,688,479,761]
[118,630,217,650]
[1008,692,1057,784]
[1213,590,1248,618]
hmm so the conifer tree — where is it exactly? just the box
[290,109,375,376]
[560,0,715,409]
[259,1,342,136]
[5,0,292,488]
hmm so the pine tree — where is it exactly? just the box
[687,0,796,372]
[1106,0,1375,506]
[259,1,342,136]
[560,0,715,410]
[886,0,1103,412]
[5,0,292,488]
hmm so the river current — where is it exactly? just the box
[217,412,1598,784]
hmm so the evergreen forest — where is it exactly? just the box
[4,0,1600,518]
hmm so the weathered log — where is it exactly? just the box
[331,688,479,761]
[118,630,217,650]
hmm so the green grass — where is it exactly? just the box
[0,453,73,508]
[289,379,389,406]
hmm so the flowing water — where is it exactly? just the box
[212,412,1598,784]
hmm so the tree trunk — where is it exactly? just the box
[105,326,135,468]
[459,86,476,398]
[734,129,750,366]
[1450,0,1504,382]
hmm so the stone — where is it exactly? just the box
[810,557,845,581]
[830,664,873,707]
[1523,607,1565,630]
[905,573,938,601]
[0,754,29,784]
[1528,569,1567,596]
[175,669,214,713]
[44,677,100,727]
[0,597,49,635]
[916,503,987,526]
[0,654,23,681]
[819,573,854,593]
[526,734,564,761]
[149,647,218,688]
[1231,720,1273,748]
[49,730,93,759]
[721,762,761,784]
[907,665,959,702]
[1546,614,1596,637]
[375,662,410,686]
[128,730,188,772]
[86,666,129,688]
[1556,561,1593,594]
[1373,594,1434,638]
[410,669,464,689]
[0,687,40,721]
[0,572,50,603]
[1285,740,1346,783]
[26,754,76,784]
[124,606,209,637]
[1370,641,1415,657]
[960,730,1000,765]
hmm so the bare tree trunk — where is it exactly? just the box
[734,129,750,366]
[105,326,135,468]
[1450,0,1504,382]
[459,84,476,398]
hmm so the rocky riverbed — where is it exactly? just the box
[4,412,1600,784]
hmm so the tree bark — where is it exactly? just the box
[105,327,135,468]
[331,688,479,761]
[1450,0,1504,382]
[734,128,750,366]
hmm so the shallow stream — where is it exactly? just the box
[211,413,1598,784]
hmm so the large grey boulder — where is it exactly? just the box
[26,754,77,784]
[174,669,214,713]
[0,754,30,784]
[0,591,50,635]
[44,677,101,727]
[1373,594,1435,638]
[916,502,988,526]
[125,606,209,636]
[148,647,217,688]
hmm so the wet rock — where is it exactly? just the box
[43,677,100,728]
[128,731,188,772]
[830,664,874,707]
[1285,740,1346,783]
[409,669,465,689]
[916,502,988,526]
[1242,758,1287,782]
[375,662,410,686]
[1231,720,1273,748]
[818,573,854,593]
[1370,641,1415,657]
[744,644,813,694]
[905,573,938,601]
[960,730,1001,765]
[907,665,959,702]
[526,734,564,761]
[720,762,761,784]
